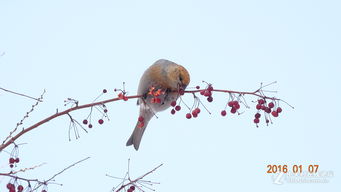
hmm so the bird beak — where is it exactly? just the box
[179,82,187,90]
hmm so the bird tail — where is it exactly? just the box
[126,109,154,150]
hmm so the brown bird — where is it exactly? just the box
[126,59,190,150]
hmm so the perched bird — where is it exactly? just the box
[126,59,190,150]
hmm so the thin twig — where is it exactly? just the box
[0,87,43,101]
[2,90,45,145]
[0,94,142,151]
[113,163,163,192]
[10,163,47,174]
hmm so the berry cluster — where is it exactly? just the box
[253,99,283,126]
[8,157,20,168]
[117,92,128,101]
[148,87,164,104]
[170,100,202,119]
[228,100,240,114]
[170,101,180,115]
[8,145,20,168]
[220,100,241,117]
[199,84,214,102]
[127,185,135,192]
[6,183,24,192]
[137,116,145,128]
[114,87,129,101]
[80,89,112,128]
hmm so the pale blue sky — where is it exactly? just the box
[0,0,340,191]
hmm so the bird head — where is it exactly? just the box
[167,64,190,91]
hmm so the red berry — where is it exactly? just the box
[88,124,93,128]
[276,107,282,113]
[221,110,227,116]
[127,189,133,192]
[17,185,24,191]
[186,113,192,119]
[82,119,88,125]
[200,90,205,95]
[118,92,123,98]
[130,186,136,190]
[102,89,107,93]
[261,105,266,110]
[15,157,20,163]
[203,90,211,97]
[104,109,108,113]
[256,104,262,110]
[268,102,275,108]
[137,122,144,128]
[195,108,201,114]
[178,89,185,95]
[123,96,128,101]
[207,96,213,102]
[230,107,237,114]
[265,107,271,113]
[155,97,161,103]
[138,116,144,122]
[98,119,104,124]
[254,118,260,124]
[9,157,15,164]
[228,101,234,107]
[271,111,279,117]
[42,190,47,192]
[171,109,176,114]
[258,99,265,104]
[207,85,213,91]
[196,86,200,89]
[175,105,181,111]
[192,112,198,118]
[7,183,13,189]
[255,113,261,119]
[234,103,240,109]
[170,101,177,107]
[192,110,198,116]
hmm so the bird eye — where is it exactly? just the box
[179,76,183,82]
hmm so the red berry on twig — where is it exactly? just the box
[271,111,279,117]
[98,119,104,124]
[9,158,15,164]
[171,109,176,115]
[258,99,265,104]
[170,101,177,107]
[276,107,282,113]
[186,113,192,119]
[221,110,227,116]
[82,119,88,125]
[175,105,181,111]
[268,102,275,108]
[17,185,24,191]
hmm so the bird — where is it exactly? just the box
[126,59,190,150]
